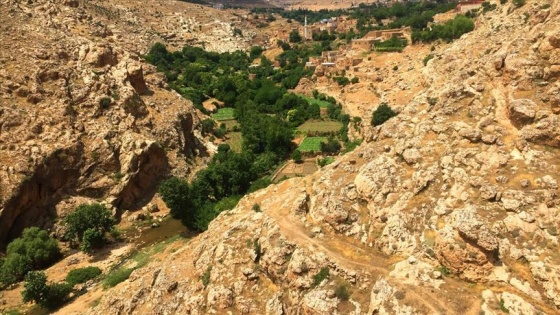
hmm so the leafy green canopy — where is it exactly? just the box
[0,227,60,285]
[22,271,71,310]
[372,103,397,126]
[64,203,115,252]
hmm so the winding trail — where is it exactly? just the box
[261,179,469,315]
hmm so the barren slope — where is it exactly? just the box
[87,1,560,314]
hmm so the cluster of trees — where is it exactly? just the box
[254,2,472,47]
[371,103,397,126]
[0,203,115,290]
[0,227,60,286]
[145,43,315,112]
[22,266,102,310]
[146,41,356,231]
[64,203,116,252]
[159,145,278,231]
[411,15,475,43]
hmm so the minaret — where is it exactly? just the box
[304,15,308,40]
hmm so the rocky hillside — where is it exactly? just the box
[88,0,560,314]
[0,0,262,247]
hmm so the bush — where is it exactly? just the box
[201,266,212,288]
[292,149,303,163]
[252,203,261,212]
[512,0,524,7]
[0,227,60,285]
[65,203,115,252]
[289,29,302,43]
[312,267,329,286]
[201,118,216,135]
[66,267,102,286]
[371,103,397,126]
[335,283,350,301]
[320,137,341,154]
[423,54,434,66]
[22,271,71,310]
[103,268,135,289]
[334,76,350,87]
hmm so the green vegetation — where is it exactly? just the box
[318,156,335,167]
[298,137,327,152]
[512,0,525,7]
[297,120,343,134]
[321,136,342,153]
[146,42,348,231]
[423,53,435,66]
[299,95,330,108]
[312,267,330,286]
[289,29,302,43]
[0,227,60,285]
[64,203,116,252]
[252,203,261,212]
[201,266,212,288]
[292,149,303,163]
[499,298,510,313]
[412,15,475,43]
[211,108,235,121]
[225,132,243,153]
[335,283,350,300]
[374,35,408,52]
[65,266,102,286]
[103,267,135,289]
[103,235,181,289]
[371,103,397,126]
[22,271,71,310]
[334,76,351,87]
[147,43,355,232]
[436,265,451,277]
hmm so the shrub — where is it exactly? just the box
[99,97,111,109]
[65,203,115,252]
[292,149,303,163]
[201,118,216,135]
[103,268,135,289]
[312,267,329,286]
[334,76,350,87]
[512,0,524,7]
[320,137,341,154]
[22,271,71,310]
[289,29,302,43]
[0,227,60,285]
[201,266,212,288]
[423,54,434,66]
[335,283,350,301]
[66,266,102,286]
[371,103,396,126]
[252,203,261,212]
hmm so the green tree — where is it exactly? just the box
[292,149,303,163]
[64,203,115,251]
[0,227,60,285]
[371,103,397,126]
[22,271,71,310]
[158,177,195,229]
[6,227,60,270]
[289,29,302,43]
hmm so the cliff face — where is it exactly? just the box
[87,1,560,314]
[0,0,261,247]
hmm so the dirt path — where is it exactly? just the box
[262,180,462,314]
